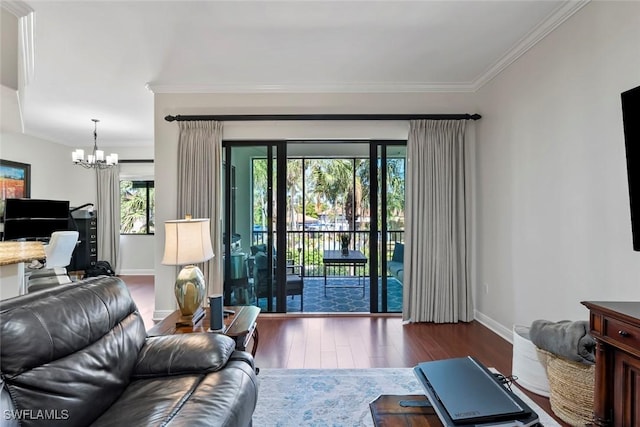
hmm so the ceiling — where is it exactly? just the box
[5,0,588,148]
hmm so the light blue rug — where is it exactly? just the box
[252,368,560,426]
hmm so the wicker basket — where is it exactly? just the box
[536,348,595,426]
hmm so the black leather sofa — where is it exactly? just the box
[0,276,258,427]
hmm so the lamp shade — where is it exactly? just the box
[162,218,214,266]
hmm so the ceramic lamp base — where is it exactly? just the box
[175,306,206,327]
[174,265,206,323]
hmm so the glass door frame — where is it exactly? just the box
[369,140,406,313]
[223,139,406,313]
[223,141,289,312]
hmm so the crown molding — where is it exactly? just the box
[1,0,33,17]
[18,9,35,86]
[1,2,36,87]
[471,0,591,91]
[146,81,477,95]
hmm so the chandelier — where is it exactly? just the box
[72,119,118,169]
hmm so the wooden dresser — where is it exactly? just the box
[581,301,640,427]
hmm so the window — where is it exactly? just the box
[120,180,154,234]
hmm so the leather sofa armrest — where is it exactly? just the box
[132,333,237,378]
[228,349,256,369]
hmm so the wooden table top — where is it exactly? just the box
[147,305,261,337]
[0,241,45,266]
[581,301,640,323]
[369,395,442,427]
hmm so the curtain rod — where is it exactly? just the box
[164,113,481,122]
[119,159,154,163]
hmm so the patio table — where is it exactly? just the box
[322,250,368,297]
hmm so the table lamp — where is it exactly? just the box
[162,216,214,327]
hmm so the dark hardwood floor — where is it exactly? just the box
[120,275,155,331]
[119,275,565,426]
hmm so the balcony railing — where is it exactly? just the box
[251,229,404,277]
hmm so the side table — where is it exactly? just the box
[147,305,260,357]
[369,395,441,427]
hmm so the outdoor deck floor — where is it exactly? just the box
[239,277,403,313]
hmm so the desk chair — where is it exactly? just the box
[26,231,79,292]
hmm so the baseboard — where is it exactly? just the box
[118,269,155,276]
[153,310,174,322]
[474,310,513,344]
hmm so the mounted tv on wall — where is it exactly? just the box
[621,84,640,251]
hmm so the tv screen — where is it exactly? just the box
[2,198,72,241]
[622,85,640,251]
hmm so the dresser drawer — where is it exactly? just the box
[604,317,640,350]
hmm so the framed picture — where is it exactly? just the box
[1,160,31,219]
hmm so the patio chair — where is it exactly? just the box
[252,250,303,311]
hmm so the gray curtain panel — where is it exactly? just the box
[96,165,121,271]
[403,120,474,323]
[176,120,223,297]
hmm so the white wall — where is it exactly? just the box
[1,9,18,90]
[116,147,155,275]
[1,102,156,274]
[475,1,640,337]
[119,234,155,274]
[154,92,477,319]
[1,131,96,207]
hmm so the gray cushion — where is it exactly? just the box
[391,242,404,262]
[254,251,268,269]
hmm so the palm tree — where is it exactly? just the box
[120,181,148,233]
[385,158,406,230]
[252,159,268,229]
[286,159,303,229]
[311,159,353,227]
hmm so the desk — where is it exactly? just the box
[0,241,46,299]
[322,250,367,297]
[582,301,640,426]
[147,305,261,357]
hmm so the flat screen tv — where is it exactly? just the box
[622,85,640,251]
[2,198,73,241]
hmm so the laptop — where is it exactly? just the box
[413,356,539,427]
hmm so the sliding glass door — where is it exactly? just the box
[223,142,289,313]
[223,140,405,313]
[372,142,406,313]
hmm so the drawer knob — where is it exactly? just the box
[618,330,630,337]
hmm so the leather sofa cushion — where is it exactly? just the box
[133,334,237,378]
[0,277,146,427]
[1,277,144,373]
[92,358,258,427]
